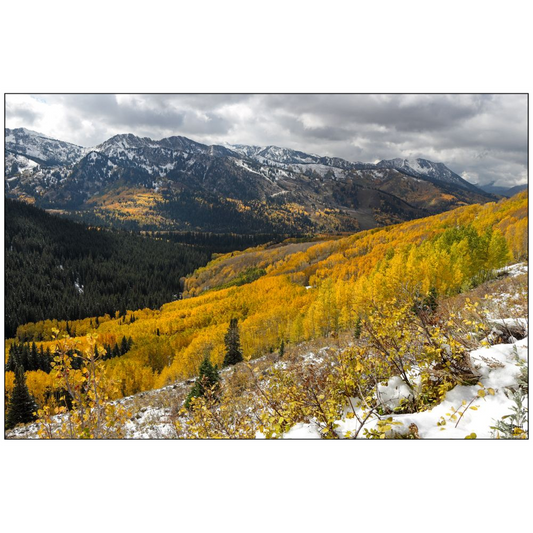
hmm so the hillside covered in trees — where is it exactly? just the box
[5,200,277,338]
[4,192,527,439]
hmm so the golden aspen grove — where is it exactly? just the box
[4,191,528,438]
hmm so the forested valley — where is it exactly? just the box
[4,199,287,338]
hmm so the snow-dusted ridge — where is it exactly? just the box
[5,127,88,166]
[375,157,480,192]
[5,128,488,194]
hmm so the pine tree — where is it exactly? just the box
[184,355,220,409]
[112,343,121,358]
[353,317,362,339]
[279,339,285,358]
[6,366,38,430]
[103,343,112,360]
[19,344,29,372]
[43,347,52,373]
[120,336,129,355]
[38,345,45,371]
[6,342,20,372]
[223,318,243,367]
[29,342,39,371]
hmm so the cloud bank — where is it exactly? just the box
[6,93,527,187]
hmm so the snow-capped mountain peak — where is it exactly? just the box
[5,127,87,166]
[376,157,479,192]
[5,128,493,206]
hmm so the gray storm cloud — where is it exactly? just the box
[5,93,527,187]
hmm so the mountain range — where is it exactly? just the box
[475,181,528,197]
[5,127,501,233]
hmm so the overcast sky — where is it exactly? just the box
[5,93,527,187]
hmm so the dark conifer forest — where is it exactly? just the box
[4,199,222,337]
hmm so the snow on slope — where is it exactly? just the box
[6,264,528,440]
[298,336,527,439]
[280,272,529,440]
[376,157,479,191]
[5,128,87,165]
[7,129,487,198]
[5,152,39,177]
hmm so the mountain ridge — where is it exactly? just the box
[6,127,486,190]
[5,128,498,234]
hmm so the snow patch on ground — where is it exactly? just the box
[284,334,528,439]
[497,263,528,278]
[377,375,414,410]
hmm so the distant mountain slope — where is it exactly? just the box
[375,157,481,193]
[4,128,497,233]
[478,182,528,197]
[505,184,528,196]
[6,128,87,166]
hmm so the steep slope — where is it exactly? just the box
[7,266,528,440]
[4,194,527,441]
[6,128,87,166]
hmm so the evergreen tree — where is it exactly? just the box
[29,342,39,371]
[6,342,20,372]
[43,347,52,373]
[279,339,285,358]
[120,336,129,355]
[38,345,45,371]
[19,344,29,372]
[5,367,38,430]
[105,343,113,360]
[184,355,220,409]
[223,318,243,367]
[353,317,362,339]
[4,199,213,339]
[112,343,121,358]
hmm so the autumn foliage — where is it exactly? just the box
[5,193,528,417]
